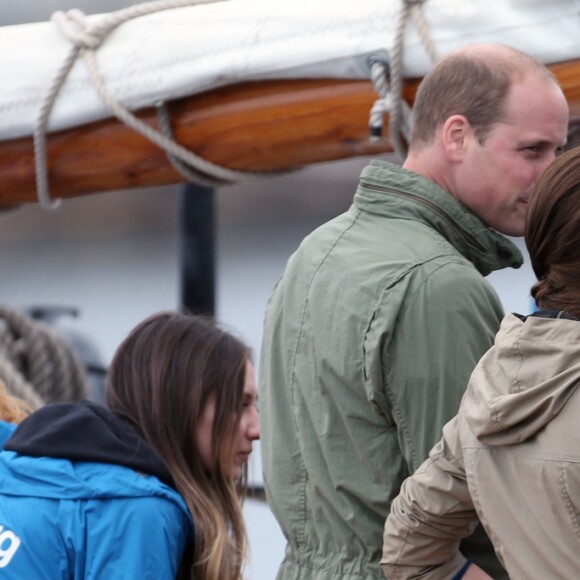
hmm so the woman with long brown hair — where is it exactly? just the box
[0,311,259,579]
[381,147,580,580]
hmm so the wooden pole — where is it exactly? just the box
[0,59,578,206]
[0,79,400,205]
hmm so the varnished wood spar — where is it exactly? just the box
[0,58,579,206]
[552,61,580,119]
[0,79,413,206]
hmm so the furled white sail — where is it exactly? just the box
[0,0,579,141]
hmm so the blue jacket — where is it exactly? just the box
[0,402,193,579]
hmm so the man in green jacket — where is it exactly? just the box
[260,44,569,579]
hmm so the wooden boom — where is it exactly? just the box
[0,59,579,206]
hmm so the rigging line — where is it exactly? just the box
[369,0,439,161]
[155,102,296,187]
[155,103,236,188]
[388,0,413,158]
[35,0,289,209]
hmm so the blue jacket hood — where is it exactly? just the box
[0,408,193,579]
[0,401,186,510]
[5,400,175,488]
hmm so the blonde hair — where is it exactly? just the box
[0,381,32,424]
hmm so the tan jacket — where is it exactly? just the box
[381,313,580,580]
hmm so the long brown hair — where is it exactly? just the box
[526,147,580,316]
[106,311,250,580]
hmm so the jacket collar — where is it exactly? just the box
[5,400,176,490]
[353,160,523,277]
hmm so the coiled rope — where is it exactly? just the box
[35,0,290,210]
[0,306,89,409]
[369,0,440,160]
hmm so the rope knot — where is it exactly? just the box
[35,0,288,209]
[367,0,439,159]
[52,9,104,51]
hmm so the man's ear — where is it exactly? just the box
[442,115,471,162]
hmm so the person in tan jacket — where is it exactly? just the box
[381,146,580,580]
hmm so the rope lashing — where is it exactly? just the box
[0,306,89,408]
[34,0,291,210]
[155,102,291,187]
[368,57,412,147]
[369,0,440,160]
[34,0,222,210]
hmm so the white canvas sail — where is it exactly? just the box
[0,0,579,142]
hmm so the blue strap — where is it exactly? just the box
[452,560,473,580]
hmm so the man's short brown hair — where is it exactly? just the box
[410,45,557,148]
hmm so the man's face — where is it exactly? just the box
[454,76,569,237]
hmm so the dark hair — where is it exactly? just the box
[411,45,556,147]
[526,147,580,316]
[106,311,251,580]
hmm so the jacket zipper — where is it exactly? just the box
[359,180,487,253]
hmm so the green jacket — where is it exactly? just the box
[260,160,522,579]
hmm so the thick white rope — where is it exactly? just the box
[156,103,238,188]
[152,99,290,186]
[409,1,440,63]
[369,0,439,160]
[368,58,412,148]
[0,306,88,407]
[0,357,44,410]
[34,0,289,210]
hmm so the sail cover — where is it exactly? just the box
[0,0,579,141]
